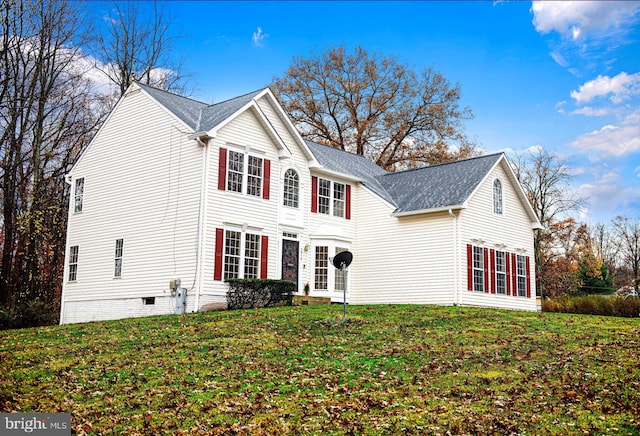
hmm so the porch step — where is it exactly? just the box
[293,295,332,306]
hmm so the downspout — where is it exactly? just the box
[192,133,211,313]
[59,174,74,324]
[448,209,458,306]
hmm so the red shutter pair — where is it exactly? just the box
[218,147,270,199]
[310,176,351,219]
[214,228,268,280]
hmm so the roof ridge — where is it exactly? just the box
[380,152,504,177]
[134,81,208,106]
[208,87,267,109]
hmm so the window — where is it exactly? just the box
[473,246,484,292]
[314,246,329,290]
[493,179,503,215]
[318,179,331,215]
[222,229,262,279]
[227,150,244,193]
[247,155,263,197]
[314,177,349,218]
[74,178,84,213]
[143,297,155,305]
[333,183,345,218]
[495,251,506,294]
[516,255,527,297]
[114,239,124,277]
[68,245,79,281]
[283,169,299,208]
[334,247,348,291]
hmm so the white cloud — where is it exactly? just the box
[570,106,610,117]
[531,1,640,39]
[252,27,268,47]
[571,123,640,156]
[570,72,640,104]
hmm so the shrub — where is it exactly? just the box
[0,299,60,330]
[542,295,640,318]
[225,279,295,310]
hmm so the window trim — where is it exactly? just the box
[217,227,267,280]
[314,177,347,218]
[68,245,79,282]
[472,246,484,292]
[493,179,503,215]
[74,178,84,213]
[283,168,299,209]
[114,239,124,278]
[495,250,506,295]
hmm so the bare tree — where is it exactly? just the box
[0,0,103,322]
[92,0,186,99]
[272,45,476,171]
[512,147,587,297]
[612,216,640,293]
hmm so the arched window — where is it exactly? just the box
[283,169,299,208]
[493,179,503,215]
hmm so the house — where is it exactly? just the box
[59,82,542,324]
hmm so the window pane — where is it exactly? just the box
[318,179,330,215]
[69,245,79,281]
[244,233,260,279]
[74,178,84,213]
[247,156,262,197]
[114,239,124,277]
[224,230,241,279]
[314,246,328,290]
[473,246,484,292]
[283,169,299,208]
[333,183,345,218]
[517,255,527,296]
[334,247,347,290]
[495,251,506,294]
[493,179,503,215]
[227,151,244,193]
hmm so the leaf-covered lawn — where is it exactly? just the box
[1,305,639,435]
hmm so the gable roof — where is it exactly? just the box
[377,153,503,214]
[136,82,263,132]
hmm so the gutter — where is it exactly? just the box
[393,204,465,218]
[58,174,74,324]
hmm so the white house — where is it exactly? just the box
[59,82,542,324]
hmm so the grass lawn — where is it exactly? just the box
[1,304,639,435]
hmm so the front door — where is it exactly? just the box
[281,239,299,286]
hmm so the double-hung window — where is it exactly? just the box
[516,254,527,297]
[74,178,84,213]
[313,177,349,218]
[473,246,484,292]
[495,250,506,294]
[68,245,79,281]
[222,229,263,280]
[114,239,124,277]
[334,247,348,291]
[314,246,329,290]
[219,147,270,199]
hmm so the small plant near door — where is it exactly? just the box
[304,283,310,296]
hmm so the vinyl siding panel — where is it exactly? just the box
[62,89,202,321]
[459,160,536,311]
[351,187,455,305]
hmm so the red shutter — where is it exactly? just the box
[505,252,511,296]
[260,235,268,279]
[345,184,351,220]
[483,248,489,293]
[467,244,473,291]
[526,256,531,298]
[214,228,224,281]
[490,249,496,294]
[511,253,518,297]
[311,176,318,213]
[262,159,270,200]
[218,148,227,191]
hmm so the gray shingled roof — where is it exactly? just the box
[304,140,396,206]
[376,153,503,214]
[136,82,264,132]
[306,140,503,213]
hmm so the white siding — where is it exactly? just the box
[351,187,456,305]
[61,89,203,323]
[458,160,537,311]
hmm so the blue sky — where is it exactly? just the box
[86,1,640,225]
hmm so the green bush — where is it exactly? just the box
[542,295,640,318]
[0,299,60,330]
[225,279,295,310]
